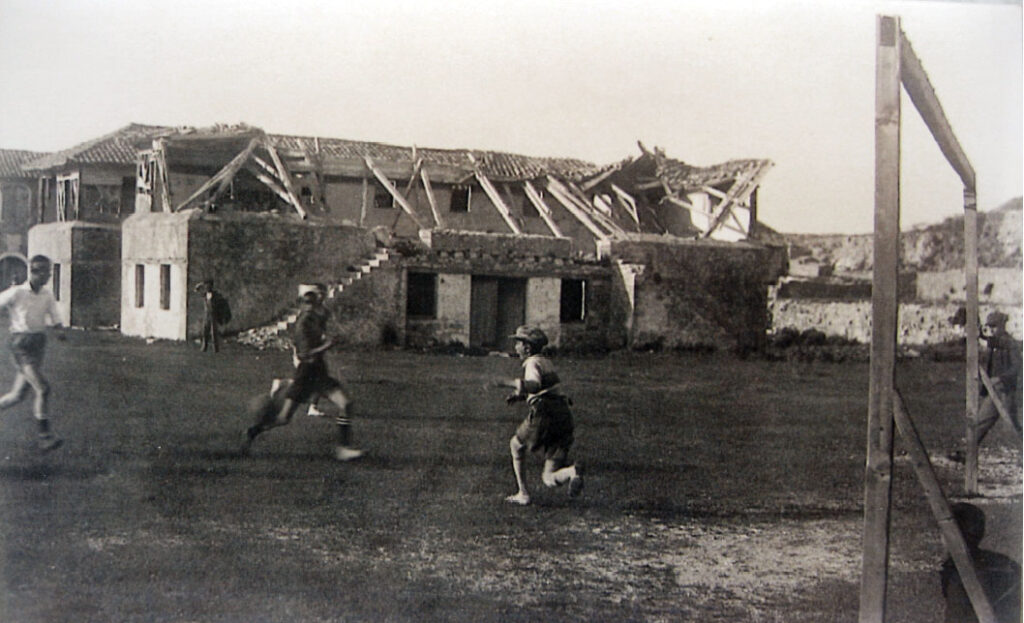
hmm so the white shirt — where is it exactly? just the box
[0,282,62,333]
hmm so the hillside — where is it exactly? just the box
[783,197,1022,273]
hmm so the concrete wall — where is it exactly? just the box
[29,221,120,328]
[123,211,380,341]
[405,272,472,348]
[525,277,561,345]
[121,212,190,339]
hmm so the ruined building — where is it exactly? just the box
[16,123,787,352]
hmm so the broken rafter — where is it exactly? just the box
[155,139,173,212]
[175,136,260,212]
[663,194,746,237]
[364,156,427,229]
[243,162,296,208]
[702,166,768,238]
[300,142,327,211]
[546,177,609,240]
[523,180,565,238]
[610,184,640,227]
[420,168,444,228]
[267,143,308,219]
[468,155,522,234]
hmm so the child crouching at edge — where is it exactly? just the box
[493,325,582,505]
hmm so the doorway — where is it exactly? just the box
[470,276,526,350]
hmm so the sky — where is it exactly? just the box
[0,0,1020,234]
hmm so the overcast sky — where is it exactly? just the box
[0,0,1019,234]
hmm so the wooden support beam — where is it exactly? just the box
[155,139,173,212]
[611,184,640,227]
[364,156,426,229]
[860,15,901,623]
[892,391,998,623]
[243,163,295,207]
[579,166,618,192]
[523,180,565,238]
[899,30,976,191]
[468,156,521,234]
[664,195,746,236]
[360,177,368,227]
[545,178,609,240]
[964,190,982,493]
[420,169,444,228]
[393,159,424,229]
[979,366,1023,445]
[267,142,308,219]
[300,143,327,212]
[175,137,260,212]
[550,177,628,237]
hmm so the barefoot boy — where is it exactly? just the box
[495,325,582,505]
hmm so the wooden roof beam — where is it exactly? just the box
[420,168,444,228]
[545,177,609,240]
[468,154,522,234]
[267,143,307,219]
[174,136,260,212]
[523,180,566,238]
[610,184,641,228]
[363,156,427,229]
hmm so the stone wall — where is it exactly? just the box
[771,298,1023,345]
[609,238,786,350]
[185,213,377,340]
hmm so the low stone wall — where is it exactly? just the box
[771,298,1023,345]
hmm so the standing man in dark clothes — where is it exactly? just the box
[977,311,1022,443]
[196,280,230,353]
[240,291,363,461]
[940,502,1021,623]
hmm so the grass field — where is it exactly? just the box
[0,328,1019,622]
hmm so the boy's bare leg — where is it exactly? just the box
[0,372,29,409]
[324,387,363,460]
[543,458,583,497]
[16,363,60,450]
[241,397,299,454]
[506,436,530,505]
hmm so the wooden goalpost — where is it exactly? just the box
[859,14,999,623]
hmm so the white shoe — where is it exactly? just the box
[505,493,531,506]
[307,404,326,417]
[334,446,364,462]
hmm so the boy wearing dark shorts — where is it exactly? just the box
[241,291,363,461]
[496,325,582,505]
[0,255,65,452]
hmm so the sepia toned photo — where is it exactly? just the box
[0,1,1020,621]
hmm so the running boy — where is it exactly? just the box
[241,290,363,461]
[0,255,66,452]
[495,325,582,505]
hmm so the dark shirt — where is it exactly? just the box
[941,549,1022,623]
[985,333,1023,391]
[293,307,328,360]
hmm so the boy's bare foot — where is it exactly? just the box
[505,493,530,506]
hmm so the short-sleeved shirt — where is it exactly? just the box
[0,283,61,333]
[519,355,561,398]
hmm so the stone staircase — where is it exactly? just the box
[235,247,393,350]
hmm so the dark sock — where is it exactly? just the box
[37,419,51,435]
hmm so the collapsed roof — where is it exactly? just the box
[21,122,772,240]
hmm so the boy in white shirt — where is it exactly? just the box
[0,255,66,452]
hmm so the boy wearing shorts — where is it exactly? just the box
[0,255,65,452]
[240,291,363,461]
[496,325,582,505]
